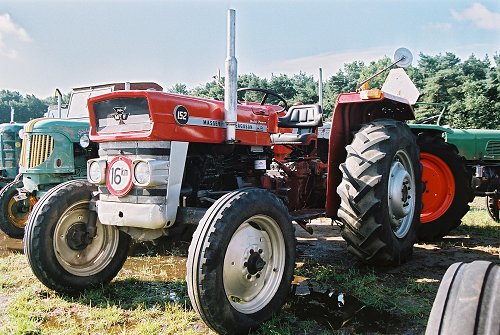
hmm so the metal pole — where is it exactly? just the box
[54,89,63,118]
[318,68,323,108]
[10,106,14,123]
[224,9,237,143]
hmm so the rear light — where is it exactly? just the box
[360,88,382,100]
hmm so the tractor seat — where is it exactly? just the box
[271,104,323,145]
[277,104,323,128]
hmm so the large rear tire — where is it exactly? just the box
[24,180,130,294]
[417,135,473,241]
[425,261,499,335]
[0,180,36,239]
[187,188,295,334]
[337,120,422,265]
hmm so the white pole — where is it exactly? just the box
[224,9,238,143]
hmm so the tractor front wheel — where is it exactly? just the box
[187,188,295,334]
[417,135,473,241]
[337,120,422,265]
[24,180,130,294]
[0,181,36,239]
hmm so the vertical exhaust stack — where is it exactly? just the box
[318,68,323,108]
[224,9,238,143]
[55,89,63,118]
[10,105,14,123]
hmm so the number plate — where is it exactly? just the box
[106,156,133,196]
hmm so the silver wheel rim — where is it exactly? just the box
[54,200,120,276]
[223,214,286,314]
[388,149,416,238]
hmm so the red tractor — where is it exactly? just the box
[24,10,421,334]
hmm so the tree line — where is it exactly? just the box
[1,52,498,129]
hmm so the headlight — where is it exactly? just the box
[79,133,90,148]
[134,161,150,185]
[18,129,24,139]
[87,159,106,184]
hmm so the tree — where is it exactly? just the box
[168,83,189,95]
[0,90,47,123]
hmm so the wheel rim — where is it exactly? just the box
[387,149,416,238]
[54,200,120,276]
[223,214,286,314]
[420,153,455,223]
[7,196,37,229]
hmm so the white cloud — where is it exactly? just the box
[452,3,500,30]
[0,13,32,59]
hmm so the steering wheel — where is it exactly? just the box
[237,88,288,113]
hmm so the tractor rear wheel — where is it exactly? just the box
[24,180,130,294]
[486,196,499,223]
[337,120,421,265]
[0,181,36,239]
[425,261,499,335]
[187,188,295,334]
[417,135,473,241]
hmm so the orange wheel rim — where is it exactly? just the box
[6,196,37,229]
[420,153,455,223]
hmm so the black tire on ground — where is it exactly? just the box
[0,180,36,239]
[337,120,422,265]
[417,135,473,241]
[486,196,499,223]
[425,261,499,335]
[24,180,131,294]
[187,188,296,334]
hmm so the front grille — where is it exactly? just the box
[0,131,17,169]
[98,141,170,204]
[93,97,151,134]
[20,134,54,168]
[486,141,500,156]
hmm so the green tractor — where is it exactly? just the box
[410,105,499,240]
[0,106,25,238]
[0,122,24,189]
[0,82,163,239]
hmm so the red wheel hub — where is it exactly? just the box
[420,153,455,223]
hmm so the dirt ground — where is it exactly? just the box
[295,217,499,284]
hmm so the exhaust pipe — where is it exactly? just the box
[55,89,63,118]
[224,9,237,143]
[10,105,14,123]
[318,68,323,108]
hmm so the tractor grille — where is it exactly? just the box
[93,97,151,134]
[0,131,17,169]
[486,141,500,156]
[20,134,55,168]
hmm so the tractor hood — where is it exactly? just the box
[88,90,280,146]
[23,118,89,141]
[446,129,500,162]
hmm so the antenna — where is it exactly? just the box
[356,48,413,91]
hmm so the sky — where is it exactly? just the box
[0,0,499,98]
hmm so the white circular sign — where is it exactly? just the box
[106,156,133,196]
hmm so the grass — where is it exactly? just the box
[0,254,213,335]
[0,201,497,334]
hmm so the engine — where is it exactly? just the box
[182,143,273,207]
